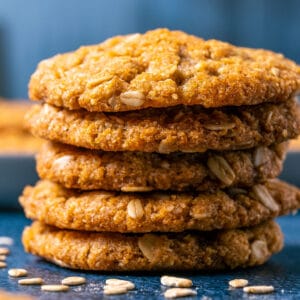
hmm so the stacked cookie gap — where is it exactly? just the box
[20,29,300,271]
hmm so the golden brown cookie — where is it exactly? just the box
[36,142,288,191]
[0,291,34,300]
[29,29,300,112]
[0,129,42,154]
[290,136,300,150]
[0,100,42,153]
[0,100,31,129]
[25,100,300,153]
[22,221,283,271]
[19,179,300,233]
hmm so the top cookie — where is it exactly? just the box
[29,29,300,112]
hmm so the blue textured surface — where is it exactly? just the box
[0,212,300,299]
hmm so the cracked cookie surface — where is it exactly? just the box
[36,142,288,191]
[20,180,300,232]
[22,221,283,271]
[29,29,300,112]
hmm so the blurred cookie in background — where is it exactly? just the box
[290,138,300,150]
[0,99,42,154]
[0,290,34,300]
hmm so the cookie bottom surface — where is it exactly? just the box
[22,221,283,271]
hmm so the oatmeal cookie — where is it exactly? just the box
[0,291,34,300]
[25,100,300,153]
[36,142,287,191]
[22,221,283,271]
[20,179,300,232]
[0,100,42,153]
[0,129,42,154]
[29,29,300,112]
[0,100,31,129]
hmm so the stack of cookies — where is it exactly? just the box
[20,29,300,271]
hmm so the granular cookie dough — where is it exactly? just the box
[36,142,288,191]
[29,29,300,112]
[19,179,300,232]
[22,221,283,271]
[25,100,300,153]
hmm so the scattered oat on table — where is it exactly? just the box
[61,276,86,286]
[0,261,7,268]
[103,285,128,295]
[8,268,28,277]
[105,278,135,290]
[0,237,14,246]
[243,285,275,294]
[229,279,249,288]
[0,247,10,255]
[161,276,193,288]
[18,278,44,285]
[41,285,69,292]
[164,288,197,298]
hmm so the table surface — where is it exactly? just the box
[0,212,300,300]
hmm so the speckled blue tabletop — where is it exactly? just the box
[0,211,300,299]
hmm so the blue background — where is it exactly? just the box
[0,0,299,99]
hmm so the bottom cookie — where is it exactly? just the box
[22,221,283,271]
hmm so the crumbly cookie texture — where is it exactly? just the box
[36,142,287,191]
[28,29,300,112]
[22,221,283,271]
[25,100,300,153]
[19,179,300,232]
